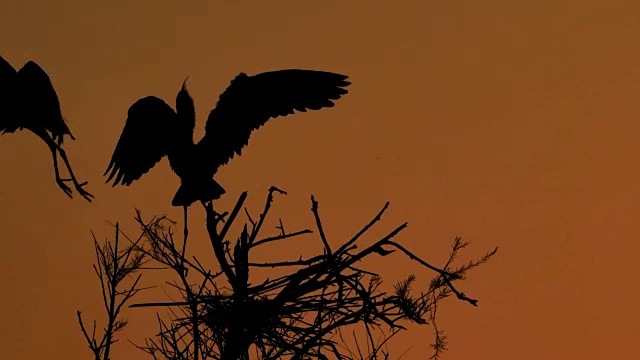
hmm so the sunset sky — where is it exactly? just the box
[1,0,640,358]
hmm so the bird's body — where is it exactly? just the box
[105,69,350,207]
[1,58,73,142]
[0,54,92,201]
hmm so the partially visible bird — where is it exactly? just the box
[105,69,350,214]
[0,54,93,201]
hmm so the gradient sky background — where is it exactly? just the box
[1,0,639,359]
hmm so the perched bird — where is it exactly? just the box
[0,54,93,201]
[105,69,350,214]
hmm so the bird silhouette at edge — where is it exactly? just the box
[104,69,350,225]
[0,54,93,201]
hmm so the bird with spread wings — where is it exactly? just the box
[105,69,350,214]
[0,54,93,201]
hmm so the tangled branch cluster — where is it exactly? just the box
[79,187,497,360]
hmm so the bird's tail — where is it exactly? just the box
[171,178,226,207]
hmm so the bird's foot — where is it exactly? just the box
[55,178,73,198]
[74,181,94,202]
[57,177,93,201]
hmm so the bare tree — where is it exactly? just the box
[77,223,148,360]
[80,187,497,359]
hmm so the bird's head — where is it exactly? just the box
[181,77,189,92]
[176,77,192,104]
[176,77,196,130]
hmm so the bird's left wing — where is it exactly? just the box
[105,96,178,186]
[200,69,350,174]
[17,61,74,143]
[0,55,19,134]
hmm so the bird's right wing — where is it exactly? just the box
[0,55,18,134]
[105,96,177,186]
[201,69,350,174]
[17,61,74,143]
[0,54,15,76]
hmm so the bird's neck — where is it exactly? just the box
[176,112,196,140]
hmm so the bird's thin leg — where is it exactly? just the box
[55,144,94,202]
[184,205,189,241]
[47,142,73,198]
[181,205,189,261]
[39,132,93,201]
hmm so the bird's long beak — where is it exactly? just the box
[182,77,189,91]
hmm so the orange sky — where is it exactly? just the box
[1,0,640,358]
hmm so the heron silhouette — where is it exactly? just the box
[0,54,93,201]
[105,69,350,223]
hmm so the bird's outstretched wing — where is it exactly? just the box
[17,61,74,143]
[201,69,350,174]
[105,96,178,186]
[0,54,19,134]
